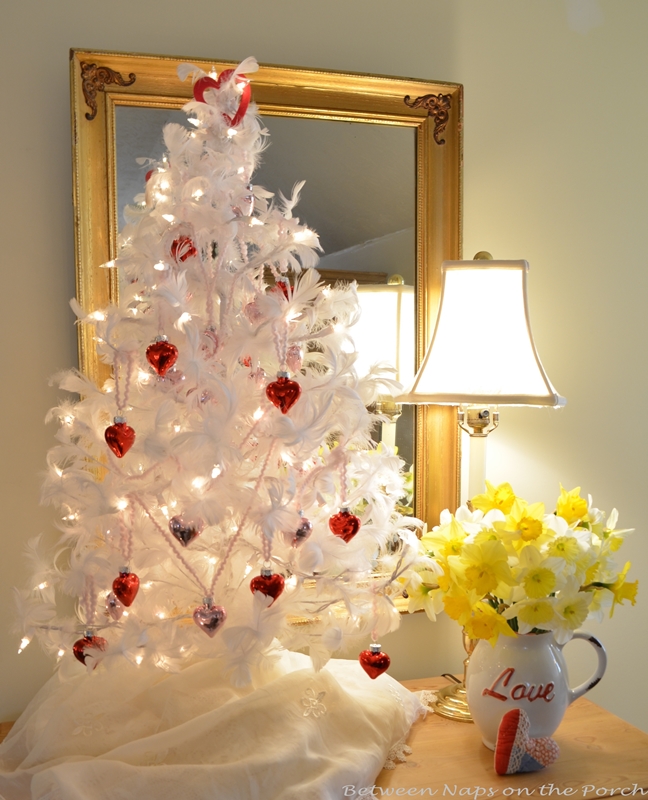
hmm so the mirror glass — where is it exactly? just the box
[71,50,462,527]
[115,106,416,475]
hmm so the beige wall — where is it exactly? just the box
[2,0,647,733]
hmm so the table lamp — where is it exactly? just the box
[396,254,565,720]
[355,275,415,448]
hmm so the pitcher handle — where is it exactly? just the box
[561,631,607,704]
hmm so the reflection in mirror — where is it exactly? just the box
[115,106,416,481]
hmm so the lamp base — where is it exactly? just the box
[432,674,473,722]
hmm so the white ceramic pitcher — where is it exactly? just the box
[465,631,607,749]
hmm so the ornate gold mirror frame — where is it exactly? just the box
[70,48,461,528]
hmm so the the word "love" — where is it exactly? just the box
[482,667,555,703]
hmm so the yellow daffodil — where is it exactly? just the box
[608,562,639,616]
[421,516,467,560]
[546,534,582,564]
[464,601,517,645]
[471,481,516,515]
[443,589,475,626]
[509,499,546,541]
[449,540,515,597]
[496,498,549,552]
[556,485,588,525]
[408,485,635,645]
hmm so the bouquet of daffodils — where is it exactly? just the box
[404,482,638,644]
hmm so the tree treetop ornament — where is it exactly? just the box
[17,57,423,686]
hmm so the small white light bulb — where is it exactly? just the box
[18,636,31,654]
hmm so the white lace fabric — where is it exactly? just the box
[0,652,422,800]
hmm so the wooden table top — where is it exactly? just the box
[375,677,648,798]
[2,676,647,797]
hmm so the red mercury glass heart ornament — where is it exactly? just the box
[105,591,124,621]
[146,337,178,377]
[105,418,136,458]
[193,599,227,637]
[250,568,285,605]
[329,508,361,543]
[73,633,108,667]
[112,568,140,607]
[291,513,313,547]
[266,373,301,414]
[271,279,290,301]
[169,516,204,547]
[170,235,198,262]
[359,644,391,680]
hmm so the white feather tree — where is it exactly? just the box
[17,57,420,684]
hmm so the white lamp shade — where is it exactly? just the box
[397,260,565,406]
[354,282,415,386]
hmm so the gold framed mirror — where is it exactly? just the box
[70,48,461,528]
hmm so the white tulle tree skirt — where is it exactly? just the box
[0,651,422,800]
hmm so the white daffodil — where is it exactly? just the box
[455,504,505,539]
[551,578,591,644]
[586,587,614,624]
[503,597,556,635]
[403,570,444,621]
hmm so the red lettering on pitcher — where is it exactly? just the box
[482,667,514,701]
[482,668,555,703]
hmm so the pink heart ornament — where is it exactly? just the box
[193,601,227,637]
